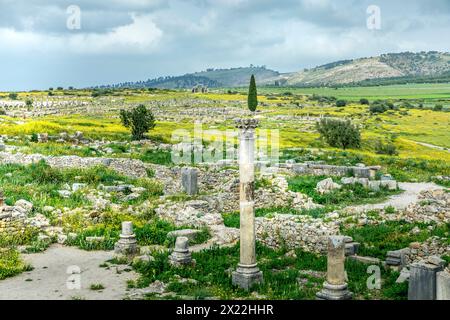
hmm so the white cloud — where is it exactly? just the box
[68,14,163,54]
[0,14,163,55]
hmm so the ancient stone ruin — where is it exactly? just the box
[231,118,264,290]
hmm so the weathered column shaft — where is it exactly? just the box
[232,118,263,290]
[327,237,346,285]
[316,236,352,300]
[239,128,256,267]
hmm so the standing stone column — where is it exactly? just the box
[169,236,194,267]
[114,221,139,258]
[232,118,263,290]
[317,236,352,300]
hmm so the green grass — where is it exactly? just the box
[0,161,162,214]
[251,83,450,101]
[65,218,210,251]
[287,175,400,207]
[138,149,173,165]
[130,243,407,300]
[90,283,105,291]
[342,221,450,259]
[0,249,32,280]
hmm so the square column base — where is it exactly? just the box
[114,238,139,260]
[316,282,353,300]
[232,265,263,291]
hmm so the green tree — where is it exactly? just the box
[316,118,361,150]
[120,104,156,140]
[247,74,258,112]
[8,93,18,100]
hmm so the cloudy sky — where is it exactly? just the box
[1,0,449,91]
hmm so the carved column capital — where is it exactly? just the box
[234,118,259,131]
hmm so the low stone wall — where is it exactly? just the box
[0,152,148,178]
[284,163,380,179]
[0,212,27,240]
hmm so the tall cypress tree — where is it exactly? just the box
[247,74,258,112]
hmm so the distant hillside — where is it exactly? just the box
[102,66,280,89]
[274,51,450,87]
[98,51,450,89]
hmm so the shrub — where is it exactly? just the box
[370,101,388,114]
[30,133,38,143]
[375,140,398,156]
[316,118,361,150]
[360,98,370,105]
[8,93,18,100]
[120,105,156,140]
[336,100,347,107]
[433,104,443,111]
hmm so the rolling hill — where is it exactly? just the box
[278,51,450,87]
[99,51,450,89]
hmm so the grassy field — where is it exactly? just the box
[225,83,450,102]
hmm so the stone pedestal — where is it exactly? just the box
[408,262,443,300]
[169,236,193,266]
[317,236,352,300]
[182,168,198,195]
[232,118,263,290]
[436,271,450,300]
[114,221,139,258]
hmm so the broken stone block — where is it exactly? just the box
[38,133,48,143]
[347,255,380,265]
[344,236,360,256]
[353,167,370,178]
[58,190,72,198]
[368,180,381,191]
[386,248,410,267]
[14,199,33,213]
[169,236,193,267]
[181,168,198,195]
[396,267,410,284]
[436,271,450,300]
[380,180,398,190]
[408,261,443,300]
[72,183,87,192]
[316,178,341,195]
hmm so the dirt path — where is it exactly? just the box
[411,140,449,152]
[0,245,138,300]
[346,182,444,212]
